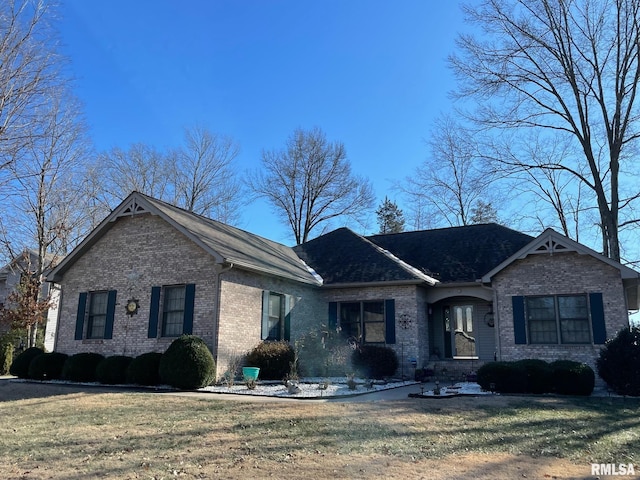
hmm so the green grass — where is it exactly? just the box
[0,389,638,479]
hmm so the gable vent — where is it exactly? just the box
[532,238,571,255]
[114,197,148,219]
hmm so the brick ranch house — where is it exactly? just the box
[46,191,640,380]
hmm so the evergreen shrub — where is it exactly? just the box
[62,352,105,382]
[9,346,44,378]
[126,352,163,386]
[476,361,527,393]
[597,327,640,396]
[513,359,552,393]
[28,352,68,380]
[1,342,14,375]
[245,340,294,380]
[159,335,216,389]
[351,345,399,379]
[551,360,595,396]
[96,355,134,385]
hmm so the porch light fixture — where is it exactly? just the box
[484,308,495,328]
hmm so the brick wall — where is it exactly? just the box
[216,268,323,378]
[54,214,220,362]
[54,213,327,381]
[492,252,629,375]
[321,284,424,378]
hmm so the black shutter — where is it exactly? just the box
[284,296,291,342]
[589,292,607,344]
[104,290,117,339]
[385,299,396,344]
[512,296,527,344]
[148,286,161,338]
[328,302,337,331]
[75,292,87,340]
[183,284,196,335]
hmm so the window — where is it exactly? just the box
[261,291,291,341]
[339,301,386,344]
[87,291,108,339]
[75,290,116,341]
[162,285,186,337]
[526,295,590,344]
[147,284,195,339]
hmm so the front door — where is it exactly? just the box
[452,305,476,357]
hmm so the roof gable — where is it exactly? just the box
[481,228,640,282]
[48,192,320,285]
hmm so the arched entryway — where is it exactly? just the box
[428,296,495,361]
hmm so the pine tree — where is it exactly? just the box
[376,197,405,234]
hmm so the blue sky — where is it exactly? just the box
[56,1,466,244]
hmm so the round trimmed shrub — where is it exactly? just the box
[28,352,68,380]
[159,335,216,389]
[351,345,399,379]
[477,361,527,393]
[245,341,295,380]
[9,346,44,378]
[514,359,552,394]
[551,360,595,396]
[96,355,134,385]
[597,327,640,396]
[126,352,163,386]
[62,352,105,382]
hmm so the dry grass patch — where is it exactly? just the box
[1,381,639,479]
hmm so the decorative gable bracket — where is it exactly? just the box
[529,237,572,256]
[112,195,150,221]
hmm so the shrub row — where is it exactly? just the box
[9,335,215,390]
[477,359,595,396]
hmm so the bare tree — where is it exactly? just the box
[451,0,640,261]
[94,143,173,206]
[0,0,61,169]
[1,89,89,346]
[401,116,496,227]
[172,125,243,223]
[493,134,589,240]
[248,127,375,244]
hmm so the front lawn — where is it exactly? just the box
[1,381,638,479]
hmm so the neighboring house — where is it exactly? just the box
[0,249,61,351]
[46,192,640,380]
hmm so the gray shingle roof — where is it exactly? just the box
[295,224,534,285]
[143,195,320,285]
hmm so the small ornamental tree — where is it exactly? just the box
[597,327,640,396]
[0,276,52,349]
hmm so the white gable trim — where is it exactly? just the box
[481,228,640,282]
